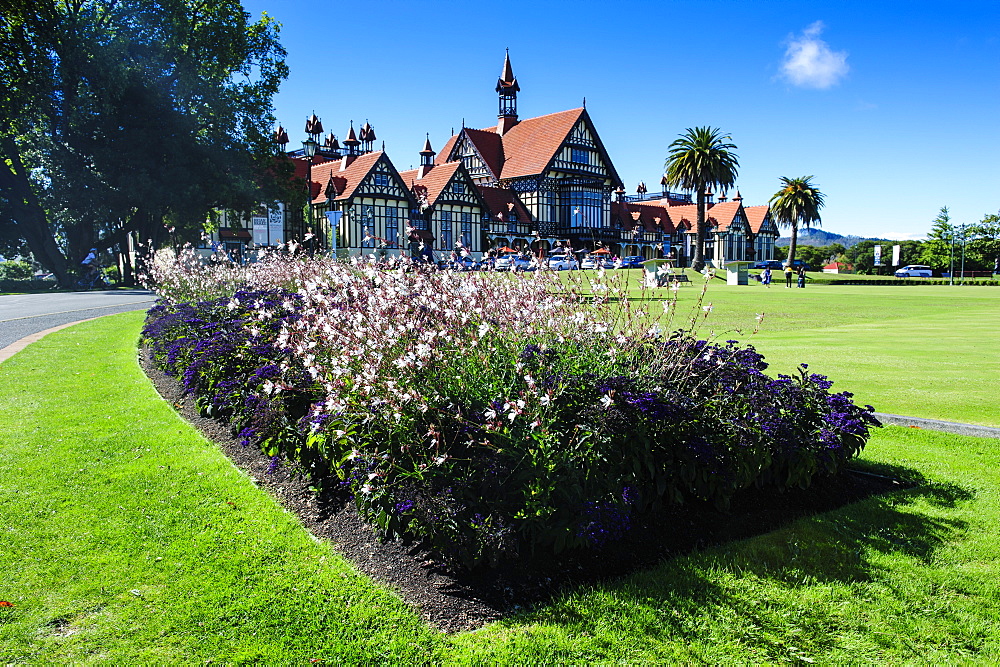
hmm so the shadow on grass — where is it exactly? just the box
[513,463,975,633]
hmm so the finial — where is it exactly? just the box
[381,140,385,151]
[583,96,586,108]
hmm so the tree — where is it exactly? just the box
[769,176,825,267]
[0,1,289,286]
[967,211,1000,272]
[918,207,954,272]
[663,127,739,271]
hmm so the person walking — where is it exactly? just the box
[762,267,772,288]
[797,265,807,288]
[784,264,793,288]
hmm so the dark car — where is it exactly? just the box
[619,255,646,269]
[752,260,784,270]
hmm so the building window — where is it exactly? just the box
[452,182,465,194]
[386,207,399,247]
[362,205,376,246]
[571,148,590,165]
[461,213,472,248]
[561,189,603,228]
[411,209,427,230]
[441,211,453,250]
[373,173,389,187]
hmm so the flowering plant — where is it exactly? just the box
[142,248,879,568]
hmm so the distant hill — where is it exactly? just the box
[775,228,871,248]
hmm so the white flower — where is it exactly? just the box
[360,484,373,495]
[478,322,491,338]
[600,394,613,409]
[433,455,448,465]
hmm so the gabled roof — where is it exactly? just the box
[396,161,463,207]
[497,107,584,179]
[475,185,532,223]
[662,204,709,234]
[308,151,386,204]
[611,201,677,233]
[437,127,505,180]
[705,201,745,233]
[437,107,622,186]
[743,205,773,234]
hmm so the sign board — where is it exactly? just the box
[892,244,901,266]
[873,245,882,266]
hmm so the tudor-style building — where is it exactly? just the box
[204,53,778,266]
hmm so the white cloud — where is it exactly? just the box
[781,21,849,89]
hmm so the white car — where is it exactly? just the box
[894,264,932,278]
[580,256,599,269]
[547,255,579,270]
[494,254,532,271]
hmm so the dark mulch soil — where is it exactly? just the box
[140,348,907,633]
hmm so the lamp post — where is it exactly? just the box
[949,228,955,285]
[959,224,968,284]
[302,137,318,245]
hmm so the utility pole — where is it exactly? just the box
[949,229,955,286]
[959,224,967,284]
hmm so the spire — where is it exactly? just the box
[274,125,289,148]
[343,121,360,156]
[732,189,743,202]
[496,49,520,135]
[305,113,323,141]
[360,121,376,153]
[419,133,435,169]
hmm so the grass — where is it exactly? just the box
[2,293,998,661]
[573,271,1000,426]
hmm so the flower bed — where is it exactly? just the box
[142,248,880,568]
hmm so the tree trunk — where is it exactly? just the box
[0,134,72,286]
[785,221,798,267]
[691,189,706,272]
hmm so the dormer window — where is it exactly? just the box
[452,182,465,194]
[373,173,389,187]
[571,148,590,165]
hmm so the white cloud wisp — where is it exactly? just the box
[781,21,849,89]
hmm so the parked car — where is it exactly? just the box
[547,254,579,270]
[895,264,932,278]
[619,255,645,269]
[494,254,532,271]
[752,260,784,270]
[580,256,599,270]
[451,255,477,271]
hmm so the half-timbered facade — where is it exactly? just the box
[210,53,777,264]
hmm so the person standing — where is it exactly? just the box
[762,267,772,288]
[797,265,807,288]
[784,264,793,288]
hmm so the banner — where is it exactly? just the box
[873,245,882,266]
[268,205,284,245]
[252,212,268,246]
[892,244,901,267]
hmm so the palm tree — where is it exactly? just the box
[769,176,826,267]
[663,127,739,271]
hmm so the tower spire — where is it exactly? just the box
[496,49,520,135]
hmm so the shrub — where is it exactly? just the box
[142,248,880,568]
[0,261,34,281]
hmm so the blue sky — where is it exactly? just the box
[242,0,1000,239]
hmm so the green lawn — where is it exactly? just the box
[578,272,999,426]
[1,295,998,662]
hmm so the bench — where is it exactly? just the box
[656,273,691,287]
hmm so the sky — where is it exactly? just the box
[241,0,1000,240]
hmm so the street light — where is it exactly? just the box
[302,137,318,244]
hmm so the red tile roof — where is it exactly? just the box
[475,185,532,223]
[436,107,620,183]
[308,151,384,204]
[743,205,771,234]
[705,201,743,232]
[611,201,677,233]
[661,203,709,234]
[396,161,462,207]
[497,107,584,179]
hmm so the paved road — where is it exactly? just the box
[0,289,156,350]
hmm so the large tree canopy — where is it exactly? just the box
[769,175,825,268]
[0,0,289,284]
[663,127,739,272]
